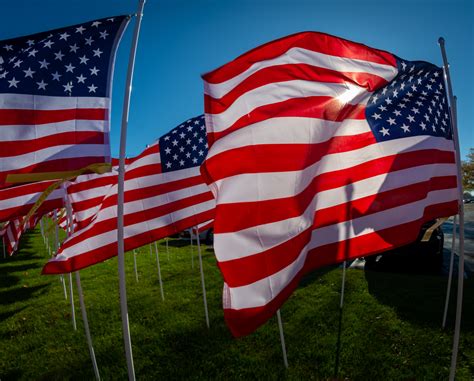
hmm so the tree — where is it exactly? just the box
[462,148,474,191]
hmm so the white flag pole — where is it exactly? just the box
[443,215,457,328]
[438,37,466,381]
[54,210,68,300]
[153,242,165,301]
[117,2,146,379]
[133,250,138,283]
[75,271,101,381]
[276,309,289,368]
[195,227,210,328]
[190,230,194,269]
[340,261,347,309]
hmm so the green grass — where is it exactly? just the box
[1,228,473,380]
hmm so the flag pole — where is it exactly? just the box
[54,210,68,300]
[133,250,138,283]
[276,309,289,368]
[438,37,466,381]
[443,214,457,328]
[117,1,146,379]
[153,242,165,301]
[195,227,210,328]
[65,200,77,331]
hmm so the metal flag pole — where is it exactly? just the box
[443,215,457,329]
[340,261,347,308]
[276,309,289,368]
[133,250,138,283]
[153,242,165,301]
[68,272,77,330]
[54,210,68,300]
[75,271,101,381]
[438,37,466,381]
[116,1,146,379]
[195,227,210,328]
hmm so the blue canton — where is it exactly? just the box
[0,16,129,97]
[159,115,208,173]
[366,59,452,142]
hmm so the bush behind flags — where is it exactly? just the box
[43,115,215,274]
[200,31,459,337]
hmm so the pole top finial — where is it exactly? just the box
[438,37,445,45]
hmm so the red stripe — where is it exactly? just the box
[222,200,457,337]
[213,150,456,233]
[0,108,106,126]
[205,64,388,114]
[0,131,104,157]
[0,180,56,199]
[0,198,63,223]
[218,176,457,287]
[206,97,366,145]
[42,209,215,274]
[204,132,376,183]
[203,31,397,84]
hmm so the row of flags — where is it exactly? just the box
[0,16,460,340]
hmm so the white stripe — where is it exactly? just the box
[53,199,215,261]
[215,163,457,262]
[0,94,109,110]
[0,187,64,210]
[211,136,455,204]
[0,120,106,142]
[0,144,109,172]
[225,188,458,310]
[204,47,398,99]
[205,117,370,160]
[206,80,370,133]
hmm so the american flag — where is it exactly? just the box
[3,214,40,255]
[43,115,215,274]
[0,16,129,188]
[200,32,459,337]
[0,180,65,223]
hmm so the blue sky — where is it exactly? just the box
[1,0,472,159]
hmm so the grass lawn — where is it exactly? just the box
[0,228,473,380]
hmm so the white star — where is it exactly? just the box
[426,83,432,90]
[13,60,22,68]
[179,132,186,139]
[400,82,406,90]
[424,114,430,122]
[401,124,410,133]
[89,66,99,76]
[179,146,185,153]
[385,97,392,105]
[393,110,402,117]
[91,21,102,28]
[432,125,437,132]
[411,84,417,92]
[378,105,387,112]
[36,80,47,90]
[164,136,170,141]
[187,126,193,131]
[28,49,38,57]
[65,63,75,73]
[43,40,54,48]
[23,67,35,78]
[85,37,94,46]
[3,44,13,51]
[69,44,79,53]
[172,139,178,146]
[87,84,97,93]
[76,26,86,34]
[406,115,415,123]
[38,59,49,69]
[107,18,115,22]
[371,113,381,120]
[26,39,34,46]
[198,137,204,143]
[417,78,422,85]
[164,147,171,154]
[59,32,70,41]
[192,145,197,151]
[93,48,103,57]
[420,122,427,130]
[76,74,86,83]
[381,88,388,95]
[8,77,19,88]
[411,107,419,114]
[198,150,204,156]
[371,95,378,104]
[172,154,178,160]
[401,62,407,71]
[179,160,185,166]
[387,117,396,126]
[51,71,62,81]
[186,139,191,145]
[392,89,399,97]
[54,51,64,61]
[399,103,406,109]
[165,162,172,168]
[99,30,109,39]
[79,55,89,65]
[192,157,198,164]
[63,82,73,92]
[185,152,191,158]
[433,71,440,77]
[0,71,8,79]
[379,127,390,136]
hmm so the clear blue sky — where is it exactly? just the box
[1,0,472,159]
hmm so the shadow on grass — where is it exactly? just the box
[0,306,27,322]
[365,269,474,331]
[0,368,23,381]
[0,283,49,306]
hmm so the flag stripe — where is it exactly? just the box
[0,108,107,126]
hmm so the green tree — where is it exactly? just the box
[462,148,474,191]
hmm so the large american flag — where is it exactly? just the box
[0,16,129,188]
[43,115,215,274]
[200,32,459,337]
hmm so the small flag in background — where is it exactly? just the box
[3,214,40,255]
[0,16,130,188]
[43,115,215,274]
[201,32,459,337]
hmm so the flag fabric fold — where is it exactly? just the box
[201,31,459,337]
[43,115,215,274]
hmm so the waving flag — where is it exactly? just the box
[43,115,215,274]
[201,32,459,337]
[3,214,40,255]
[0,16,129,188]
